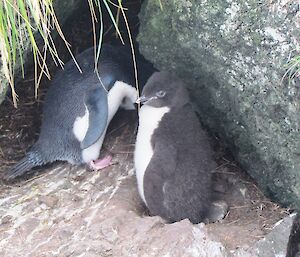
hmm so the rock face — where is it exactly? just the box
[137,0,300,208]
[0,166,224,257]
[234,213,297,257]
[0,0,83,104]
[0,119,227,257]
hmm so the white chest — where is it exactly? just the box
[73,107,89,142]
[134,105,170,205]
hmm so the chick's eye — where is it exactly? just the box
[156,90,166,98]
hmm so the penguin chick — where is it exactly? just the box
[5,44,153,180]
[134,71,216,224]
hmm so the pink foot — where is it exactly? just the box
[89,155,113,171]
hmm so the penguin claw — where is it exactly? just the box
[206,200,229,223]
[88,155,113,171]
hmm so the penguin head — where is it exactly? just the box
[136,71,190,108]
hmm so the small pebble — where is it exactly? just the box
[38,195,59,208]
[1,215,13,225]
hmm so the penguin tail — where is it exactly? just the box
[4,151,44,180]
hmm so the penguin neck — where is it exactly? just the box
[107,81,137,123]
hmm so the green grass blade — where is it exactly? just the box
[102,0,124,44]
[95,1,104,65]
[117,0,139,97]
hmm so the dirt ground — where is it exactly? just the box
[0,0,291,253]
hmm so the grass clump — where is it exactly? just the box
[0,0,82,107]
[0,0,133,107]
[284,55,300,82]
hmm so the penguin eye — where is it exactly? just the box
[156,90,166,98]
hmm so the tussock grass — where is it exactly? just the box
[283,55,300,82]
[0,0,81,107]
[84,0,139,96]
[0,0,135,108]
[157,0,163,10]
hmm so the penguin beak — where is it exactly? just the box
[136,95,157,105]
[136,95,148,104]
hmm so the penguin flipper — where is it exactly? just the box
[143,142,177,217]
[148,142,177,178]
[81,87,108,149]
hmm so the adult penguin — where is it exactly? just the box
[5,44,155,180]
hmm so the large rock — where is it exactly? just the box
[234,213,297,257]
[0,0,83,105]
[137,0,300,208]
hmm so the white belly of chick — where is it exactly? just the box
[134,105,170,205]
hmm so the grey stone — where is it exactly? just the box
[138,0,300,208]
[38,195,59,208]
[234,213,297,257]
[0,0,83,105]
